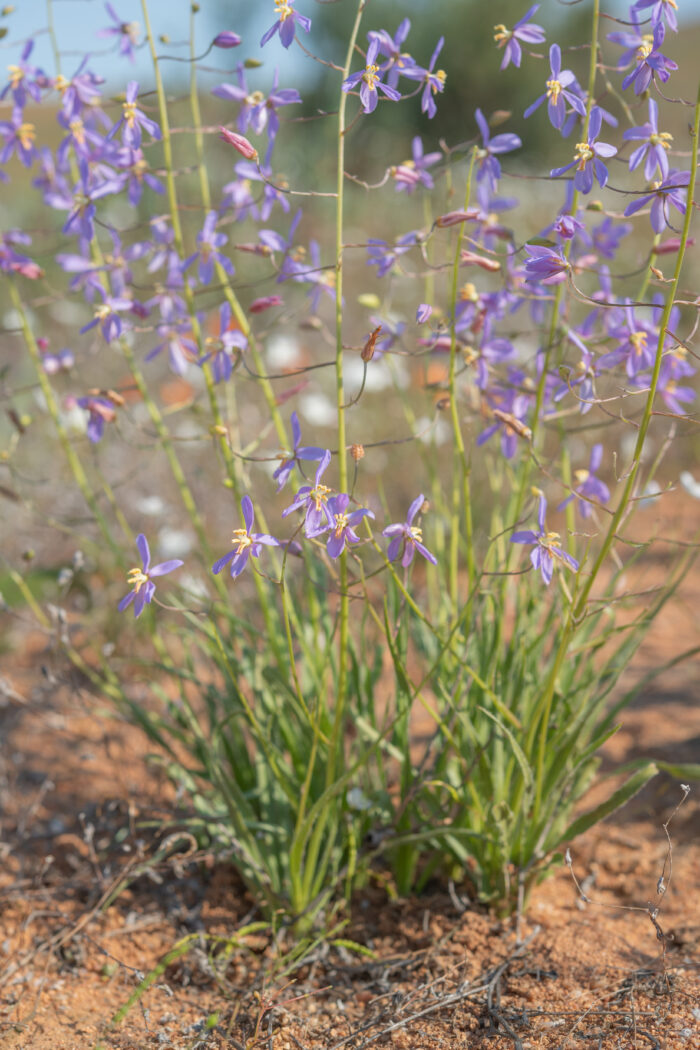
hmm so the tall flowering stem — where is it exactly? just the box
[524,74,700,824]
[447,149,478,603]
[328,0,365,785]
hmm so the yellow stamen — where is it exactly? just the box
[310,483,331,512]
[274,0,293,21]
[546,78,562,102]
[18,122,35,150]
[630,331,648,355]
[127,567,149,591]
[333,513,349,537]
[230,528,253,554]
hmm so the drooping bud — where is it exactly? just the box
[361,326,382,362]
[218,126,258,160]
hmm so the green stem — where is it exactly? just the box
[325,0,365,789]
[9,280,122,561]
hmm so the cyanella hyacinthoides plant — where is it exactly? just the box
[2,0,699,939]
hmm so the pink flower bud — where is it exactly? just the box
[460,251,501,272]
[435,209,480,228]
[250,295,283,313]
[218,127,258,160]
[653,237,694,256]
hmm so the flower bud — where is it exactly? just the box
[218,127,258,161]
[435,209,479,228]
[213,31,242,48]
[460,250,501,272]
[416,303,432,324]
[350,443,365,461]
[361,326,382,362]
[250,295,283,313]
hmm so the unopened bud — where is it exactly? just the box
[2,6,16,15]
[210,424,229,438]
[213,31,242,48]
[653,236,693,255]
[650,266,664,280]
[460,250,501,272]
[361,325,382,362]
[105,389,125,407]
[159,34,170,43]
[218,126,258,161]
[22,548,35,562]
[350,443,365,461]
[435,209,479,228]
[436,396,450,411]
[357,292,381,309]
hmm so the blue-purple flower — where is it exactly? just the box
[367,231,418,278]
[632,0,679,33]
[118,534,183,618]
[474,108,521,207]
[623,169,690,234]
[558,445,610,519]
[260,0,311,50]
[401,37,446,119]
[623,99,672,181]
[98,3,141,62]
[272,411,325,491]
[368,19,414,89]
[184,211,235,285]
[382,494,437,567]
[317,494,374,559]
[74,394,117,443]
[342,38,402,115]
[510,493,579,585]
[524,44,586,130]
[0,108,38,167]
[282,449,334,535]
[201,303,248,384]
[550,107,617,194]
[212,496,279,579]
[621,21,677,95]
[108,81,161,149]
[391,136,441,194]
[493,5,546,70]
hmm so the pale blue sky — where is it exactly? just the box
[2,0,699,93]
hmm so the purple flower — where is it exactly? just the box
[623,99,672,181]
[494,5,546,70]
[74,394,117,444]
[108,81,161,149]
[342,38,402,115]
[523,244,571,285]
[98,3,141,62]
[184,211,235,285]
[146,320,198,376]
[416,303,432,324]
[80,286,133,342]
[632,0,679,33]
[201,303,248,384]
[320,494,374,559]
[0,108,38,167]
[212,496,279,579]
[524,44,586,130]
[367,231,418,278]
[550,107,617,194]
[118,534,183,618]
[474,108,521,207]
[656,349,696,414]
[53,63,105,121]
[114,146,165,205]
[623,169,690,234]
[42,347,75,374]
[510,494,579,585]
[213,66,301,143]
[1,41,43,108]
[260,1,311,50]
[391,136,441,194]
[401,36,446,119]
[282,449,334,535]
[272,411,325,491]
[382,494,437,567]
[368,19,414,89]
[621,22,677,95]
[558,445,610,519]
